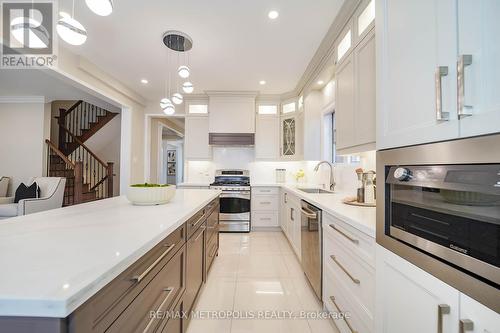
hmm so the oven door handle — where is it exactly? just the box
[220,194,250,200]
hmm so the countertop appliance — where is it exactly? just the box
[377,134,500,312]
[210,170,251,232]
[301,200,322,300]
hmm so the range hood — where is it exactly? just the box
[209,133,255,146]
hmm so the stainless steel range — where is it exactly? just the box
[210,170,251,232]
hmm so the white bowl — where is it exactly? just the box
[126,185,176,205]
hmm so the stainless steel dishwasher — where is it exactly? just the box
[300,200,322,300]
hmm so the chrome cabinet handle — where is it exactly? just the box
[191,214,205,228]
[284,192,288,203]
[437,304,450,333]
[459,319,474,333]
[330,255,360,284]
[329,296,358,333]
[457,54,473,119]
[329,224,359,244]
[131,244,176,283]
[260,201,272,205]
[143,287,174,333]
[435,66,449,121]
[300,208,317,219]
[290,208,294,221]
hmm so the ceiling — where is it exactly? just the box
[62,0,345,102]
[0,69,120,111]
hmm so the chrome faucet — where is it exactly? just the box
[314,161,336,192]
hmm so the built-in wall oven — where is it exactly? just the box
[377,134,500,312]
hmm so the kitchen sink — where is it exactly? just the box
[297,188,333,194]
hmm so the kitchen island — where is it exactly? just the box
[0,189,221,332]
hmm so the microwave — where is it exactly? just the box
[377,134,500,313]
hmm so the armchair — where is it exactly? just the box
[0,177,66,220]
[0,177,9,198]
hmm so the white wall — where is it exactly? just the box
[0,100,50,195]
[85,114,121,195]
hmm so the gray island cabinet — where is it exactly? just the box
[0,192,220,333]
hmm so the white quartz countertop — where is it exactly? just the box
[252,183,376,238]
[0,189,220,318]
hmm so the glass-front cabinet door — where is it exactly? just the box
[281,116,296,157]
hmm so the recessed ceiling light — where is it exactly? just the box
[317,80,324,85]
[268,10,279,20]
[140,79,148,84]
[259,80,266,85]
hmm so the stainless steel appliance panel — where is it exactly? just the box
[300,200,322,300]
[377,134,500,313]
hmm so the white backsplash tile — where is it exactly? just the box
[185,149,377,193]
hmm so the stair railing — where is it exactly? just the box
[58,100,108,150]
[58,126,114,200]
[46,139,83,206]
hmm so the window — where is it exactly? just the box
[358,0,375,36]
[258,105,278,115]
[330,112,361,164]
[337,30,352,62]
[282,102,296,114]
[188,104,208,114]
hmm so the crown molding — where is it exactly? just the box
[0,96,45,103]
[294,0,362,97]
[205,90,259,98]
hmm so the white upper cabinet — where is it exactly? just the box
[280,98,303,160]
[185,114,211,160]
[456,0,500,138]
[459,293,500,333]
[335,52,356,150]
[255,104,279,160]
[208,94,256,133]
[376,246,460,333]
[377,0,459,150]
[377,0,500,150]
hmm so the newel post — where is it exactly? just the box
[74,161,83,204]
[107,162,114,198]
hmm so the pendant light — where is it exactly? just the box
[182,82,194,94]
[172,93,183,105]
[85,0,113,16]
[177,65,190,79]
[57,2,87,46]
[160,98,175,115]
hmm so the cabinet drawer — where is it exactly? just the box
[206,204,219,243]
[185,225,205,313]
[252,211,278,227]
[206,231,219,274]
[252,195,279,211]
[157,296,185,333]
[323,213,375,267]
[323,264,373,333]
[252,187,279,195]
[187,209,206,238]
[106,245,186,333]
[323,229,375,321]
[70,224,186,331]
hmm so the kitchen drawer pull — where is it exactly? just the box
[193,226,206,242]
[259,190,271,193]
[329,224,359,244]
[329,296,358,333]
[143,287,174,333]
[131,244,176,283]
[459,319,474,333]
[457,54,473,119]
[437,304,450,333]
[301,207,317,219]
[435,66,449,121]
[260,217,272,221]
[290,208,294,221]
[191,214,205,228]
[209,243,218,257]
[260,201,272,204]
[330,255,360,284]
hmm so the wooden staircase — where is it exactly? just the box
[46,100,117,206]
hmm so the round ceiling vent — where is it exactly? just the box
[162,30,193,52]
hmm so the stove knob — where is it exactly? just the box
[394,167,412,181]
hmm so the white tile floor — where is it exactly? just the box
[187,231,340,333]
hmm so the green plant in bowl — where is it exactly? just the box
[130,183,170,188]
